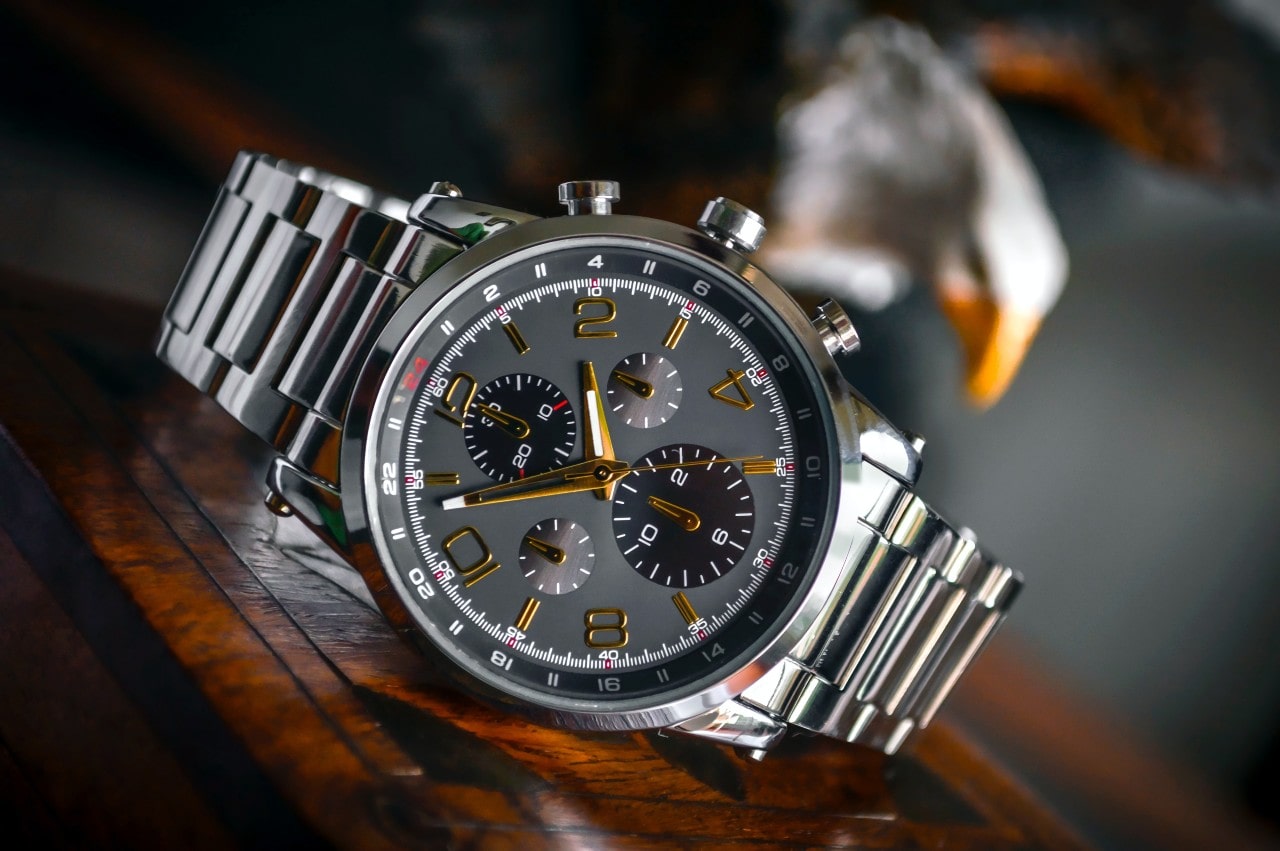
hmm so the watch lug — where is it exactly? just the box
[266,457,354,562]
[847,392,924,485]
[669,699,787,756]
[408,193,539,246]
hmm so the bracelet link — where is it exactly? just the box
[157,152,466,487]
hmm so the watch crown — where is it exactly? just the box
[697,197,766,253]
[558,180,621,215]
[427,181,463,198]
[811,299,861,356]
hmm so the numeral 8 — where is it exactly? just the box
[584,608,629,648]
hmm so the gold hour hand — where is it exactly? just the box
[647,495,702,532]
[474,403,530,439]
[581,361,617,499]
[610,369,654,398]
[522,536,566,564]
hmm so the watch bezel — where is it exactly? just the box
[340,212,869,732]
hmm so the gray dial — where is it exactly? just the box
[370,239,834,705]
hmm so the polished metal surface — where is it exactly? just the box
[696,197,767,253]
[156,152,465,486]
[159,151,1022,758]
[810,298,861,355]
[671,699,787,751]
[427,180,463,198]
[557,180,621,215]
[739,482,1021,754]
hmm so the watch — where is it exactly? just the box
[156,152,1021,760]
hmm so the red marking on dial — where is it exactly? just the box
[401,356,430,390]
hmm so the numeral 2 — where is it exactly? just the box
[574,297,617,339]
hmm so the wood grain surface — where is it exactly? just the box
[0,274,1080,848]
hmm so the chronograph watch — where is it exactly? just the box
[156,153,1022,759]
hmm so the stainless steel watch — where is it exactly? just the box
[157,152,1021,759]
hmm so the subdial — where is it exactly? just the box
[606,352,682,428]
[612,444,755,588]
[464,373,576,482]
[518,518,596,595]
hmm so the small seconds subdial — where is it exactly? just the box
[519,518,596,594]
[612,444,756,588]
[464,373,576,482]
[606,352,682,428]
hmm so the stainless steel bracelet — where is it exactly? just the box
[739,460,1021,754]
[156,152,465,486]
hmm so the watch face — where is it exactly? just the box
[364,233,836,714]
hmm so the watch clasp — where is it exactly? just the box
[266,457,353,561]
[669,698,788,760]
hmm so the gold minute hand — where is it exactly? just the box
[444,454,769,510]
[561,454,767,482]
[618,455,767,476]
[441,458,628,510]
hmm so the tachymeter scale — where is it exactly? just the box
[612,444,755,588]
[371,241,835,704]
[464,373,576,482]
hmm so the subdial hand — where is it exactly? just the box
[474,403,531,439]
[610,369,654,398]
[522,535,566,564]
[646,495,701,531]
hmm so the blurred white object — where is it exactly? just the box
[764,18,1068,406]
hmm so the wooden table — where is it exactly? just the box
[0,272,1079,848]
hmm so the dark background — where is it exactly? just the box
[3,0,1279,845]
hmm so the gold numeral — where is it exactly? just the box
[442,525,502,587]
[708,368,755,411]
[503,321,531,355]
[424,472,461,485]
[574,297,618,339]
[434,371,477,426]
[514,597,540,632]
[672,592,699,626]
[662,316,688,349]
[584,607,629,648]
[742,460,776,476]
